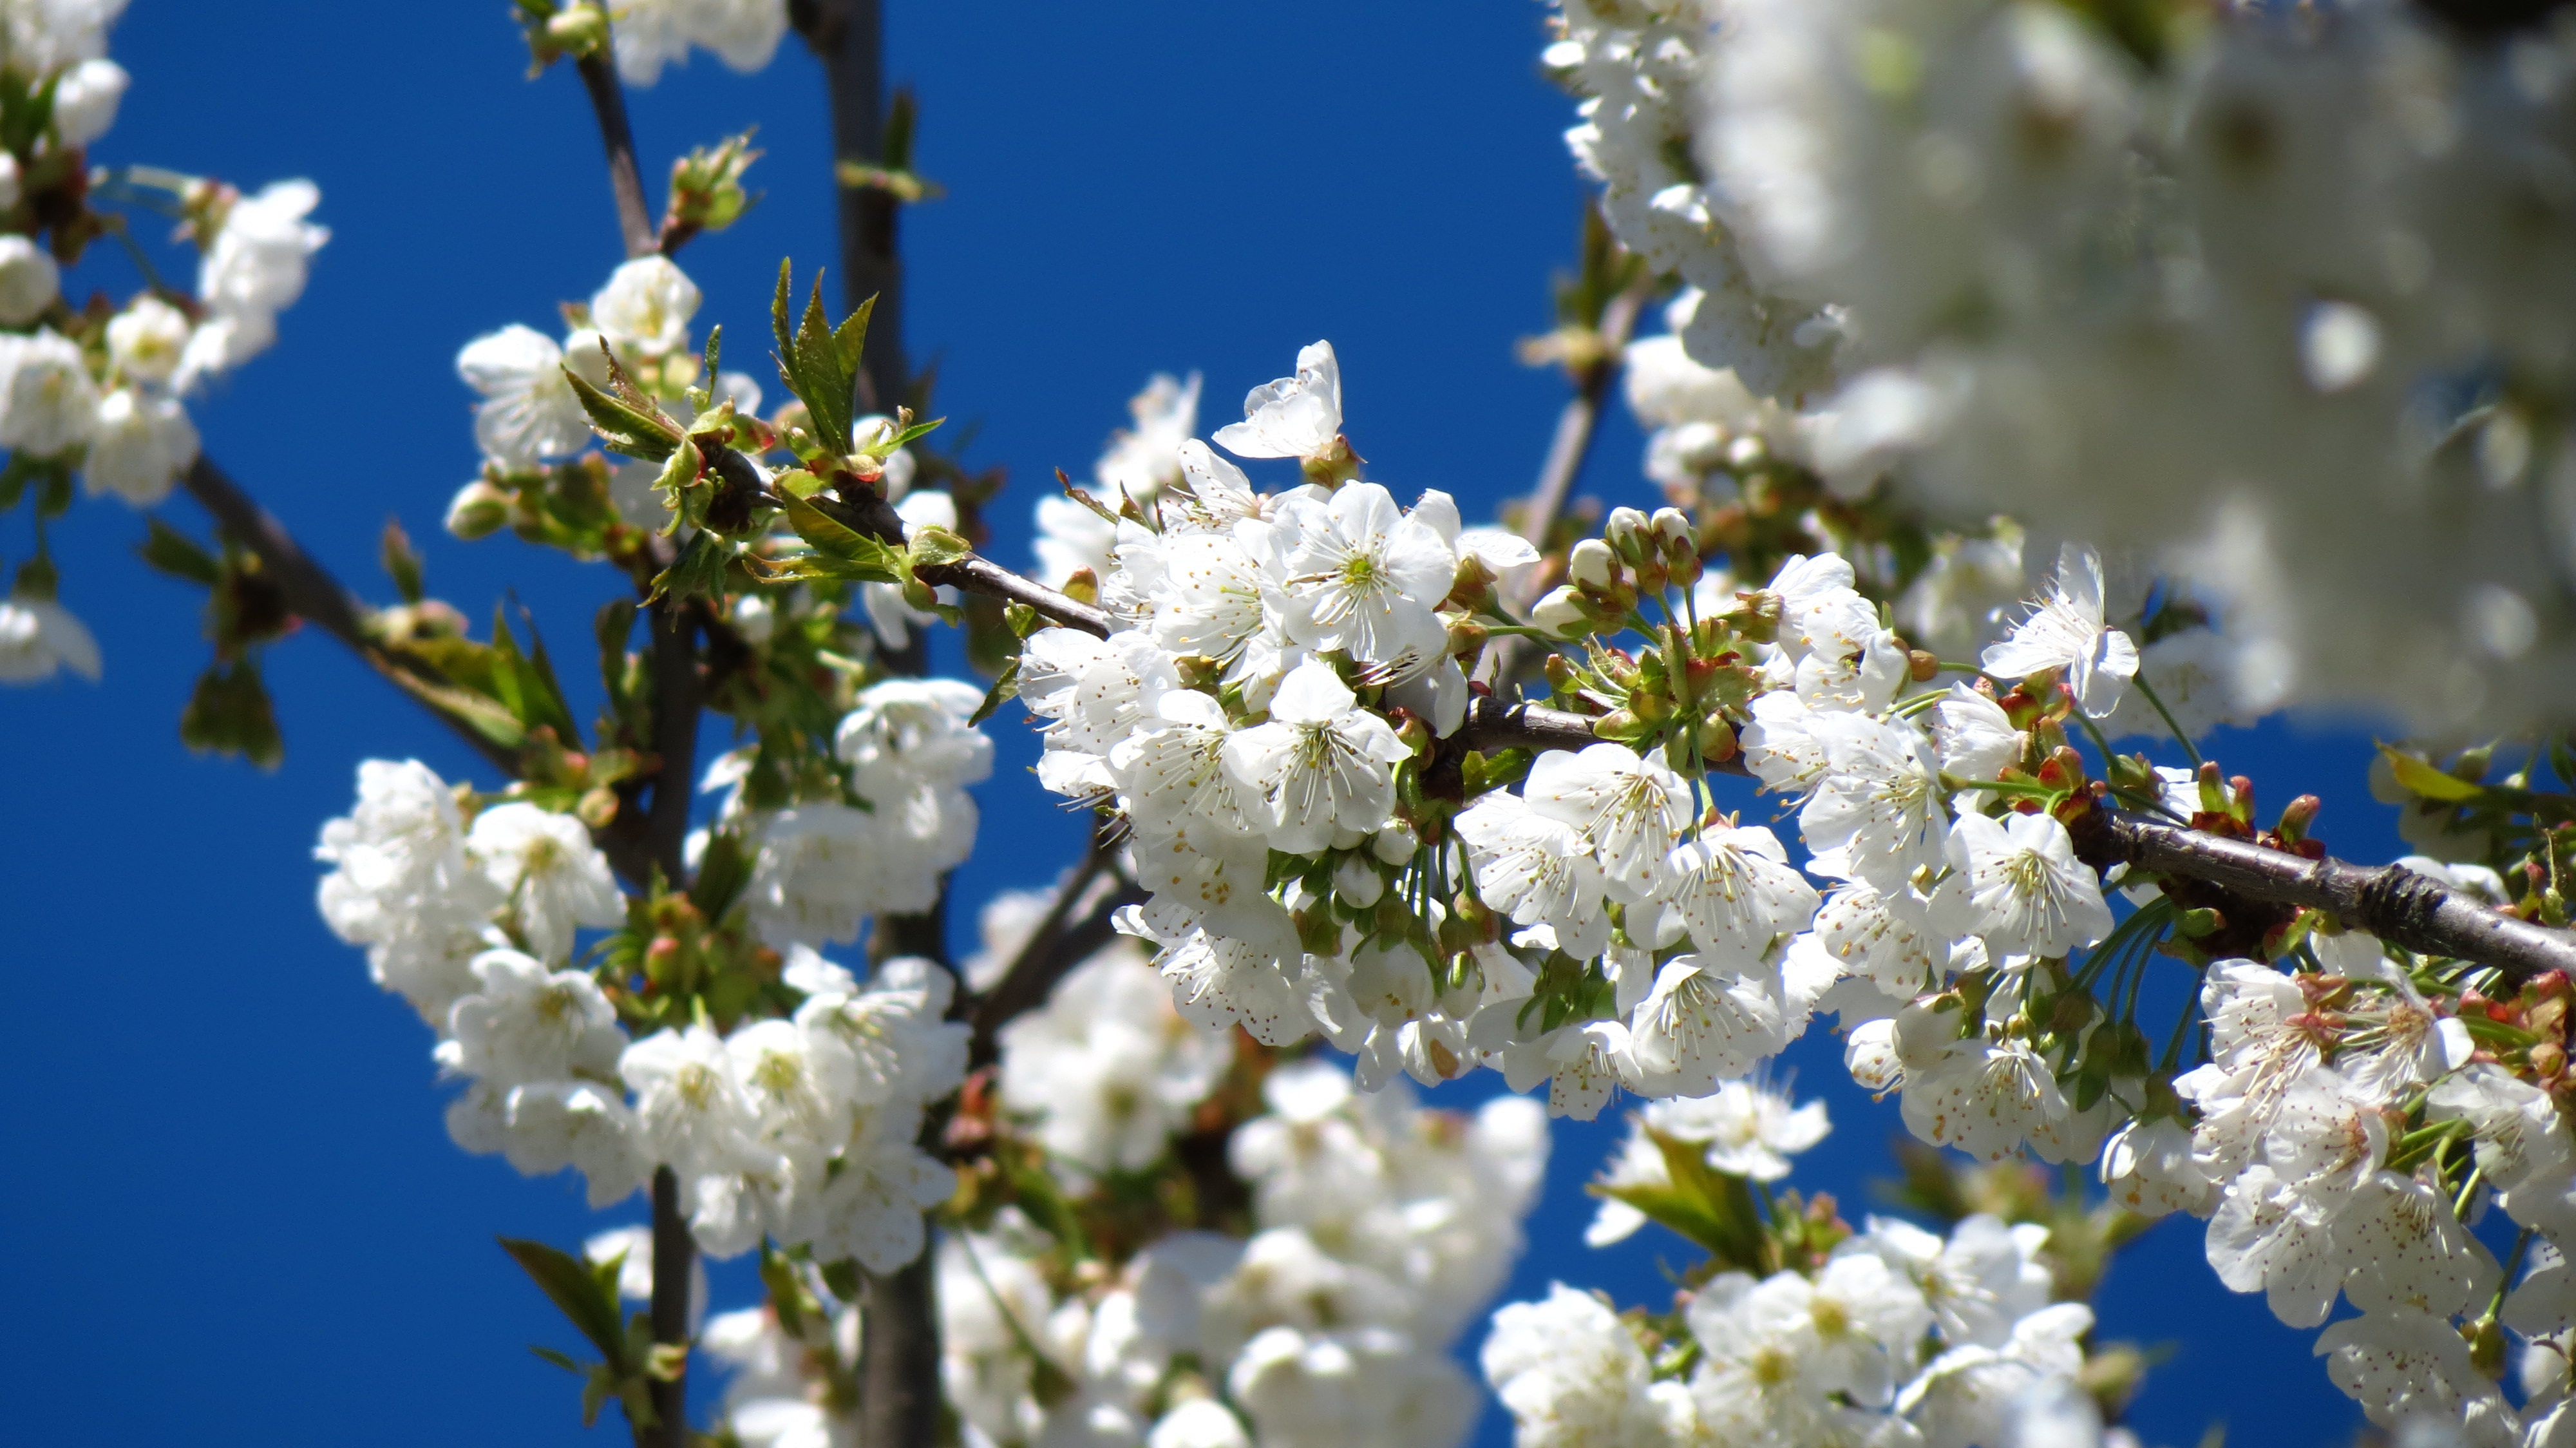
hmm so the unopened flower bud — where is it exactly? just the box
[1333,854,1387,909]
[1651,507,1692,547]
[545,3,609,55]
[2276,794,2321,844]
[1909,649,1939,682]
[445,480,511,540]
[1696,712,1737,763]
[1394,714,1433,756]
[1543,653,1578,695]
[1604,507,1651,564]
[1531,584,1592,639]
[1372,822,1419,866]
[1569,539,1622,594]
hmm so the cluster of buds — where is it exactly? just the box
[1530,504,1700,638]
[603,865,784,1033]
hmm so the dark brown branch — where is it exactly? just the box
[647,1167,694,1445]
[643,599,701,884]
[966,828,1147,1069]
[574,50,659,260]
[1460,693,1604,755]
[793,0,907,413]
[2073,810,2576,985]
[567,48,696,1448]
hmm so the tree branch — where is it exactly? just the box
[647,1166,694,1445]
[1482,279,1652,687]
[792,0,907,413]
[966,825,1148,1069]
[574,50,659,261]
[2072,810,2576,986]
[565,46,697,1447]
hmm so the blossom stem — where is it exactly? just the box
[2130,673,2204,768]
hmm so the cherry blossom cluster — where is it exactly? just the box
[1488,1076,2137,1448]
[698,910,1548,1448]
[0,0,327,684]
[313,707,981,1271]
[1551,0,2576,730]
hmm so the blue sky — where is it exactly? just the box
[0,5,2387,1444]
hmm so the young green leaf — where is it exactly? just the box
[498,1237,630,1370]
[563,349,683,463]
[907,524,972,569]
[137,517,222,588]
[968,654,1020,726]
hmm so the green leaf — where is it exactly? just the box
[529,1346,583,1375]
[649,531,735,604]
[381,520,426,604]
[178,659,285,769]
[833,294,875,382]
[563,350,683,463]
[388,661,530,750]
[907,524,972,569]
[137,517,222,587]
[793,276,855,455]
[969,655,1021,726]
[690,830,753,919]
[781,493,904,580]
[498,1237,629,1370]
[2376,743,2486,803]
[886,415,945,450]
[1591,1126,1772,1272]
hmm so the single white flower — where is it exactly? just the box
[1220,660,1411,853]
[1662,823,1820,969]
[1799,712,1950,895]
[84,387,199,506]
[0,328,100,456]
[199,180,328,324]
[1213,340,1342,462]
[591,254,701,357]
[1980,544,2138,719]
[0,234,59,325]
[106,296,191,383]
[439,948,627,1089]
[468,801,626,960]
[0,594,100,682]
[1273,482,1455,681]
[51,55,126,146]
[1939,810,2113,959]
[1648,1076,1832,1181]
[457,325,593,465]
[1525,742,1695,901]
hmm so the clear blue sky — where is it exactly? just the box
[0,5,2386,1444]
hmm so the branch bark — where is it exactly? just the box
[574,50,659,261]
[966,826,1148,1071]
[2072,810,2576,986]
[647,1166,695,1445]
[793,0,907,413]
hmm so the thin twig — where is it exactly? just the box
[967,828,1146,1069]
[574,50,659,260]
[1485,281,1651,684]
